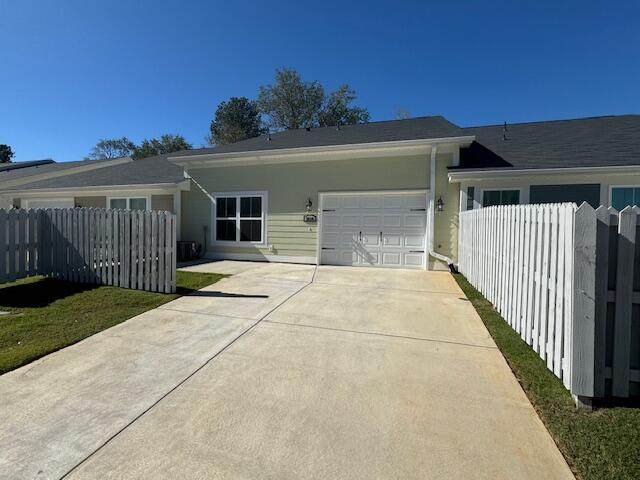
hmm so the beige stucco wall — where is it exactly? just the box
[181,152,459,262]
[151,194,174,212]
[75,196,106,208]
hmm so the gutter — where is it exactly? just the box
[448,164,640,182]
[169,136,476,166]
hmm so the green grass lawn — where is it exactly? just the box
[454,273,640,480]
[0,271,224,375]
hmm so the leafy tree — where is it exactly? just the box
[257,68,325,130]
[318,84,370,127]
[88,137,136,160]
[132,134,192,160]
[208,97,265,145]
[257,68,369,130]
[0,144,14,163]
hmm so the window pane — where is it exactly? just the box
[240,197,251,217]
[240,196,262,217]
[240,220,261,242]
[612,187,634,211]
[482,191,501,207]
[216,197,236,218]
[110,199,127,210]
[466,187,475,210]
[216,219,236,241]
[501,190,520,205]
[251,197,262,217]
[129,198,147,211]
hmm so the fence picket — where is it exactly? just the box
[612,206,635,397]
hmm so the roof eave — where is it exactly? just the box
[169,136,476,167]
[448,164,640,182]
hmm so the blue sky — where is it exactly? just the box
[1,0,639,161]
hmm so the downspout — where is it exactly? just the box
[428,145,456,270]
[182,170,216,258]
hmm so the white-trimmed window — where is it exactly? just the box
[108,196,149,211]
[213,191,267,245]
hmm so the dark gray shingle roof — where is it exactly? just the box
[169,116,465,157]
[8,156,184,191]
[455,115,640,171]
[0,160,54,172]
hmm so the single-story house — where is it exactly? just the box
[3,114,638,270]
[0,155,189,237]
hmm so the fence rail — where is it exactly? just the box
[459,203,639,402]
[0,208,176,293]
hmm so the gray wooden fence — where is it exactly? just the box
[459,202,639,404]
[0,208,176,293]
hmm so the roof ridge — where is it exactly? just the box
[463,114,640,129]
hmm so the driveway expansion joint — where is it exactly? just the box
[262,319,498,350]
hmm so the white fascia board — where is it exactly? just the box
[448,164,640,183]
[4,183,181,196]
[170,136,475,168]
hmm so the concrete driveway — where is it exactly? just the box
[0,261,573,479]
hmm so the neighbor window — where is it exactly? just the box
[213,192,266,244]
[611,187,640,211]
[466,186,475,210]
[109,197,148,211]
[482,189,520,207]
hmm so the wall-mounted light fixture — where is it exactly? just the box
[436,196,445,212]
[303,197,317,223]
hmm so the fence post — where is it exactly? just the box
[571,202,597,407]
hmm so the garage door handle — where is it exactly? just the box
[359,231,362,241]
[410,208,426,211]
[379,231,383,242]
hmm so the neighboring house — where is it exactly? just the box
[0,155,189,237]
[170,114,640,270]
[451,115,640,212]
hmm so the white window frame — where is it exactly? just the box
[479,187,523,207]
[107,195,151,211]
[211,191,268,246]
[609,185,640,210]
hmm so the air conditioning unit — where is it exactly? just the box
[177,241,199,262]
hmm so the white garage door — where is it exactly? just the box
[320,191,428,269]
[23,198,74,209]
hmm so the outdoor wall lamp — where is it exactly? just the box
[305,197,313,212]
[436,196,445,212]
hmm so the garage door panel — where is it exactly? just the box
[320,192,427,269]
[383,233,402,247]
[382,215,402,228]
[404,234,425,248]
[362,214,381,227]
[342,215,361,227]
[381,252,402,266]
[404,253,424,267]
[361,232,380,247]
[382,196,404,208]
[405,214,426,228]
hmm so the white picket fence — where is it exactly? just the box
[459,202,640,402]
[0,208,176,293]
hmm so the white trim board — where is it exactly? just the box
[204,252,316,265]
[449,165,640,182]
[171,136,474,168]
